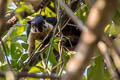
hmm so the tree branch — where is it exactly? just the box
[98,41,119,80]
[0,71,61,79]
[56,0,118,80]
[22,0,83,71]
[0,0,52,37]
[0,0,8,37]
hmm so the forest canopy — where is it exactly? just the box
[0,0,120,80]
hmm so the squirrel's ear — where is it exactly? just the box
[43,15,46,19]
[27,21,31,24]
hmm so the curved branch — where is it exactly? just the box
[0,0,8,37]
[56,0,118,80]
[0,71,61,79]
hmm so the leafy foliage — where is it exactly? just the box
[0,0,120,80]
[87,56,110,80]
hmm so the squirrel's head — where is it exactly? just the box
[28,15,53,33]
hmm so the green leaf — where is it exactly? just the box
[16,2,34,19]
[21,54,28,62]
[76,4,88,23]
[114,5,120,24]
[53,37,60,51]
[11,59,20,70]
[105,24,116,36]
[28,66,43,80]
[46,47,57,66]
[54,37,60,43]
[104,69,110,80]
[49,48,57,65]
[53,43,58,51]
[0,46,5,63]
[62,49,70,62]
[45,7,56,17]
[27,78,40,80]
[10,42,22,60]
[82,75,87,80]
[21,43,28,51]
[0,64,8,71]
[87,56,105,80]
[29,66,41,73]
[50,2,54,8]
[0,78,5,80]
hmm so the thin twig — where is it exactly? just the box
[27,32,51,64]
[56,0,87,31]
[24,43,50,66]
[46,21,58,65]
[102,35,120,73]
[0,0,8,36]
[58,36,63,61]
[58,63,65,76]
[56,0,118,80]
[0,71,61,79]
[46,5,62,64]
[40,52,51,74]
[0,38,11,67]
[17,72,61,79]
[0,26,15,45]
[22,0,83,71]
[2,26,15,41]
[98,41,119,80]
[42,59,51,74]
[52,62,63,71]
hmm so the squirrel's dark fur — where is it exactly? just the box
[27,14,81,56]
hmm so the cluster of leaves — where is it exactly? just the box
[0,0,120,80]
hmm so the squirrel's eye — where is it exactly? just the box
[43,20,46,24]
[31,23,35,26]
[43,21,45,25]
